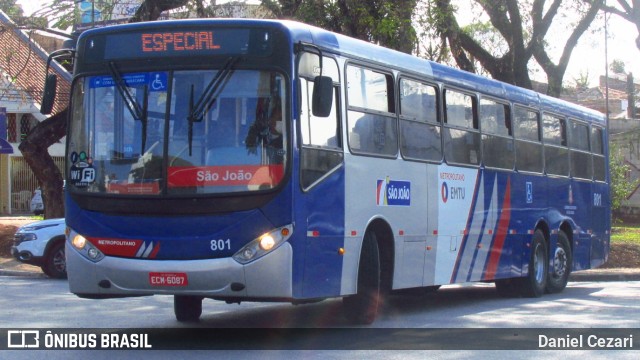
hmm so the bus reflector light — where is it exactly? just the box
[338,248,345,255]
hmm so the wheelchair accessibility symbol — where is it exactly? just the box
[149,72,167,91]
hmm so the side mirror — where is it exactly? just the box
[40,74,57,115]
[312,76,333,117]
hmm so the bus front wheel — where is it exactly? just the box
[343,231,381,325]
[174,295,203,322]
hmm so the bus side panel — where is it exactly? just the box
[436,165,481,284]
[590,181,610,268]
[504,173,548,278]
[568,179,593,271]
[297,166,346,299]
[443,168,524,284]
[481,170,524,281]
[343,155,429,293]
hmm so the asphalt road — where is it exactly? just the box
[1,272,639,359]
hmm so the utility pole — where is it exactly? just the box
[628,73,636,119]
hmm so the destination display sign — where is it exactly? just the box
[83,28,273,62]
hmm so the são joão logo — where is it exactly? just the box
[377,178,411,206]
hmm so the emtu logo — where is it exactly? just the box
[441,182,449,203]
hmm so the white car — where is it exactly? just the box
[11,218,66,279]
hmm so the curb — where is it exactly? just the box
[569,270,640,282]
[0,269,47,278]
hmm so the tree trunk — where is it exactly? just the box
[18,110,68,219]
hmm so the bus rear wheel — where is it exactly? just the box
[546,231,572,294]
[174,295,203,322]
[519,230,548,297]
[343,231,381,325]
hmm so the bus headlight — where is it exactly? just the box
[70,232,104,262]
[72,234,87,250]
[233,225,293,264]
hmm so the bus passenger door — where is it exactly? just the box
[297,70,346,298]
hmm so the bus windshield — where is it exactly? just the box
[67,68,287,196]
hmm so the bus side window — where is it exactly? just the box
[346,64,397,157]
[569,120,592,180]
[513,106,543,173]
[299,53,343,189]
[399,78,442,162]
[591,126,606,182]
[480,98,513,170]
[443,89,480,165]
[543,113,569,177]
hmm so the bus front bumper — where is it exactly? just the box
[65,241,293,299]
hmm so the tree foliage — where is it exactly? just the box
[428,0,603,97]
[0,0,22,19]
[262,0,418,54]
[610,143,639,212]
[0,0,48,27]
[610,59,627,74]
[603,0,640,50]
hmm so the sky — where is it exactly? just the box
[14,0,640,87]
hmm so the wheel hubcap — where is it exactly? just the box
[553,247,567,278]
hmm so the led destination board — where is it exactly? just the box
[84,27,273,62]
[141,31,221,52]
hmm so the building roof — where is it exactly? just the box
[0,10,72,116]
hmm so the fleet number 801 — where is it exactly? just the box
[211,239,231,251]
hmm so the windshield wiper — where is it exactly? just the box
[187,56,240,156]
[108,61,149,154]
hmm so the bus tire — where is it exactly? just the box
[343,231,381,325]
[174,295,203,322]
[519,230,548,298]
[546,231,572,294]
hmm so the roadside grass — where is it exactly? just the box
[611,225,640,245]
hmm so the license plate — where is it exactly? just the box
[149,272,188,287]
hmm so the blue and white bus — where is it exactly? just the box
[46,19,610,324]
